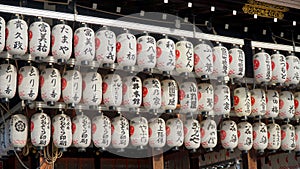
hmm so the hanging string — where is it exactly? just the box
[43,142,63,165]
[14,150,30,169]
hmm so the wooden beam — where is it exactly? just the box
[152,150,164,169]
[242,149,257,169]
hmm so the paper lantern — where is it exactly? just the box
[294,92,300,120]
[0,17,5,53]
[179,81,198,113]
[194,42,213,79]
[294,125,300,152]
[30,112,51,149]
[148,118,166,149]
[270,52,287,85]
[122,76,142,109]
[200,118,217,150]
[82,71,102,107]
[156,38,175,72]
[267,123,281,151]
[29,20,50,60]
[18,66,39,104]
[213,85,231,116]
[279,91,295,120]
[102,74,122,108]
[72,114,91,151]
[228,46,245,79]
[116,32,136,67]
[250,89,266,117]
[237,122,253,152]
[253,51,272,84]
[166,118,184,149]
[161,79,178,111]
[253,122,268,152]
[234,87,251,117]
[6,18,28,56]
[74,26,95,64]
[211,44,229,80]
[92,114,111,150]
[95,28,116,65]
[62,70,82,108]
[285,54,300,86]
[265,90,279,119]
[137,35,156,70]
[40,67,61,106]
[175,40,194,74]
[52,113,72,151]
[0,63,17,102]
[281,124,296,151]
[220,120,238,151]
[130,116,148,149]
[51,24,72,63]
[111,116,129,150]
[197,83,214,113]
[142,78,161,110]
[10,114,28,150]
[184,119,201,151]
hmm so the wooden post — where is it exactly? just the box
[242,149,257,169]
[152,150,164,169]
[39,157,52,169]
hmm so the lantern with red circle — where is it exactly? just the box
[200,118,217,151]
[175,40,194,74]
[62,69,82,108]
[253,122,268,153]
[30,111,51,150]
[18,66,39,104]
[179,81,198,114]
[9,114,28,151]
[111,116,129,151]
[122,76,142,109]
[72,114,91,152]
[234,87,251,118]
[6,18,28,57]
[253,51,272,84]
[213,84,231,116]
[0,63,17,102]
[197,83,214,114]
[74,25,95,65]
[267,123,281,151]
[130,116,148,149]
[281,124,296,151]
[95,28,116,65]
[265,90,279,119]
[220,120,238,152]
[142,78,161,111]
[250,89,266,117]
[40,67,61,106]
[102,74,122,108]
[184,119,200,151]
[270,52,287,85]
[0,17,5,53]
[237,121,253,152]
[92,114,111,150]
[166,118,184,149]
[228,46,245,79]
[294,92,300,120]
[156,38,175,72]
[29,20,50,61]
[51,23,72,63]
[161,79,178,112]
[82,71,102,108]
[211,44,229,80]
[137,35,156,70]
[148,118,166,149]
[194,42,213,79]
[294,125,300,152]
[116,32,136,67]
[52,113,72,151]
[285,54,300,86]
[279,91,295,120]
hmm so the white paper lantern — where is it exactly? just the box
[95,28,116,65]
[166,118,184,149]
[102,74,122,108]
[51,24,72,63]
[267,123,281,151]
[270,52,287,84]
[294,125,300,152]
[137,35,156,70]
[213,85,231,116]
[0,17,5,53]
[74,26,95,64]
[111,116,129,150]
[130,116,148,149]
[82,71,102,107]
[40,67,61,106]
[72,114,91,151]
[228,47,245,79]
[285,54,300,86]
[0,64,17,101]
[253,51,272,84]
[29,21,51,60]
[30,112,51,149]
[294,92,300,120]
[279,91,295,120]
[122,76,142,108]
[220,120,238,151]
[253,122,268,152]
[175,40,194,74]
[265,90,279,119]
[200,118,217,150]
[179,81,198,113]
[62,70,82,108]
[211,44,229,80]
[250,89,266,117]
[156,38,175,72]
[281,124,296,151]
[10,114,28,150]
[52,113,72,151]
[142,78,161,110]
[148,118,166,149]
[184,119,200,151]
[161,79,178,111]
[194,43,213,79]
[18,66,39,103]
[92,114,111,150]
[6,18,28,56]
[116,32,136,67]
[197,83,214,113]
[234,87,251,117]
[237,122,253,152]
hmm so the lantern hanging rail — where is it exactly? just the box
[251,41,300,53]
